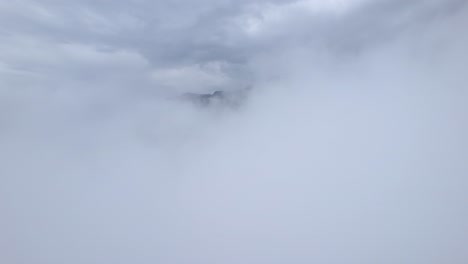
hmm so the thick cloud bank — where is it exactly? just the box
[1,0,468,263]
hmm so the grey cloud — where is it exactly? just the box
[2,0,464,93]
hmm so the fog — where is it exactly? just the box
[1,0,468,263]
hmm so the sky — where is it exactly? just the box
[1,0,468,263]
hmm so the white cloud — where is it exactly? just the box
[149,63,231,94]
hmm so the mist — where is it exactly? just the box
[1,0,468,263]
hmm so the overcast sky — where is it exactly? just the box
[1,0,468,263]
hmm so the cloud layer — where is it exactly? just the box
[1,0,468,263]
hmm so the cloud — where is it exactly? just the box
[1,0,468,263]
